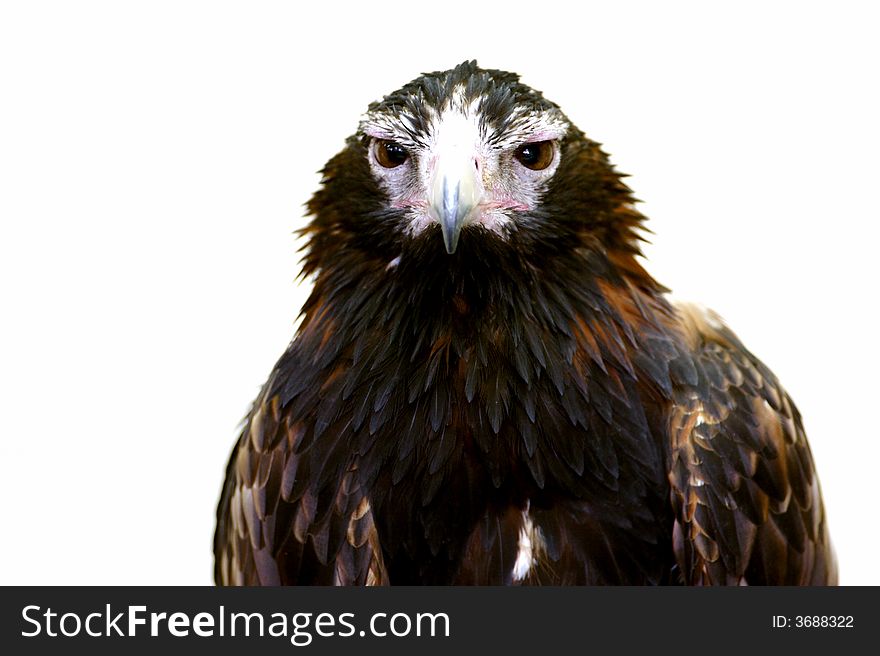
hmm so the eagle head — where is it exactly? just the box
[304,61,645,276]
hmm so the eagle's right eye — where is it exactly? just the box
[374,140,409,168]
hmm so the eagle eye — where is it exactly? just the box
[374,139,409,168]
[514,141,555,171]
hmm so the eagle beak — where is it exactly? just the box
[429,158,482,254]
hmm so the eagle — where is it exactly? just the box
[214,61,836,585]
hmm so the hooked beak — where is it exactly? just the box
[429,157,482,254]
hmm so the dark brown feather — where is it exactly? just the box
[666,303,836,584]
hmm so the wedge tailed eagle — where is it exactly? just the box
[214,61,836,585]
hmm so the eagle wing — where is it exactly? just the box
[667,303,837,584]
[213,382,387,586]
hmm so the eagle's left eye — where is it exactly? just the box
[374,140,409,168]
[514,141,555,171]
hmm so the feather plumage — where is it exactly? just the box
[214,61,836,585]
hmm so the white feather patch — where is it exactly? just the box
[512,504,544,582]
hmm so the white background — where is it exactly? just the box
[1,1,877,585]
